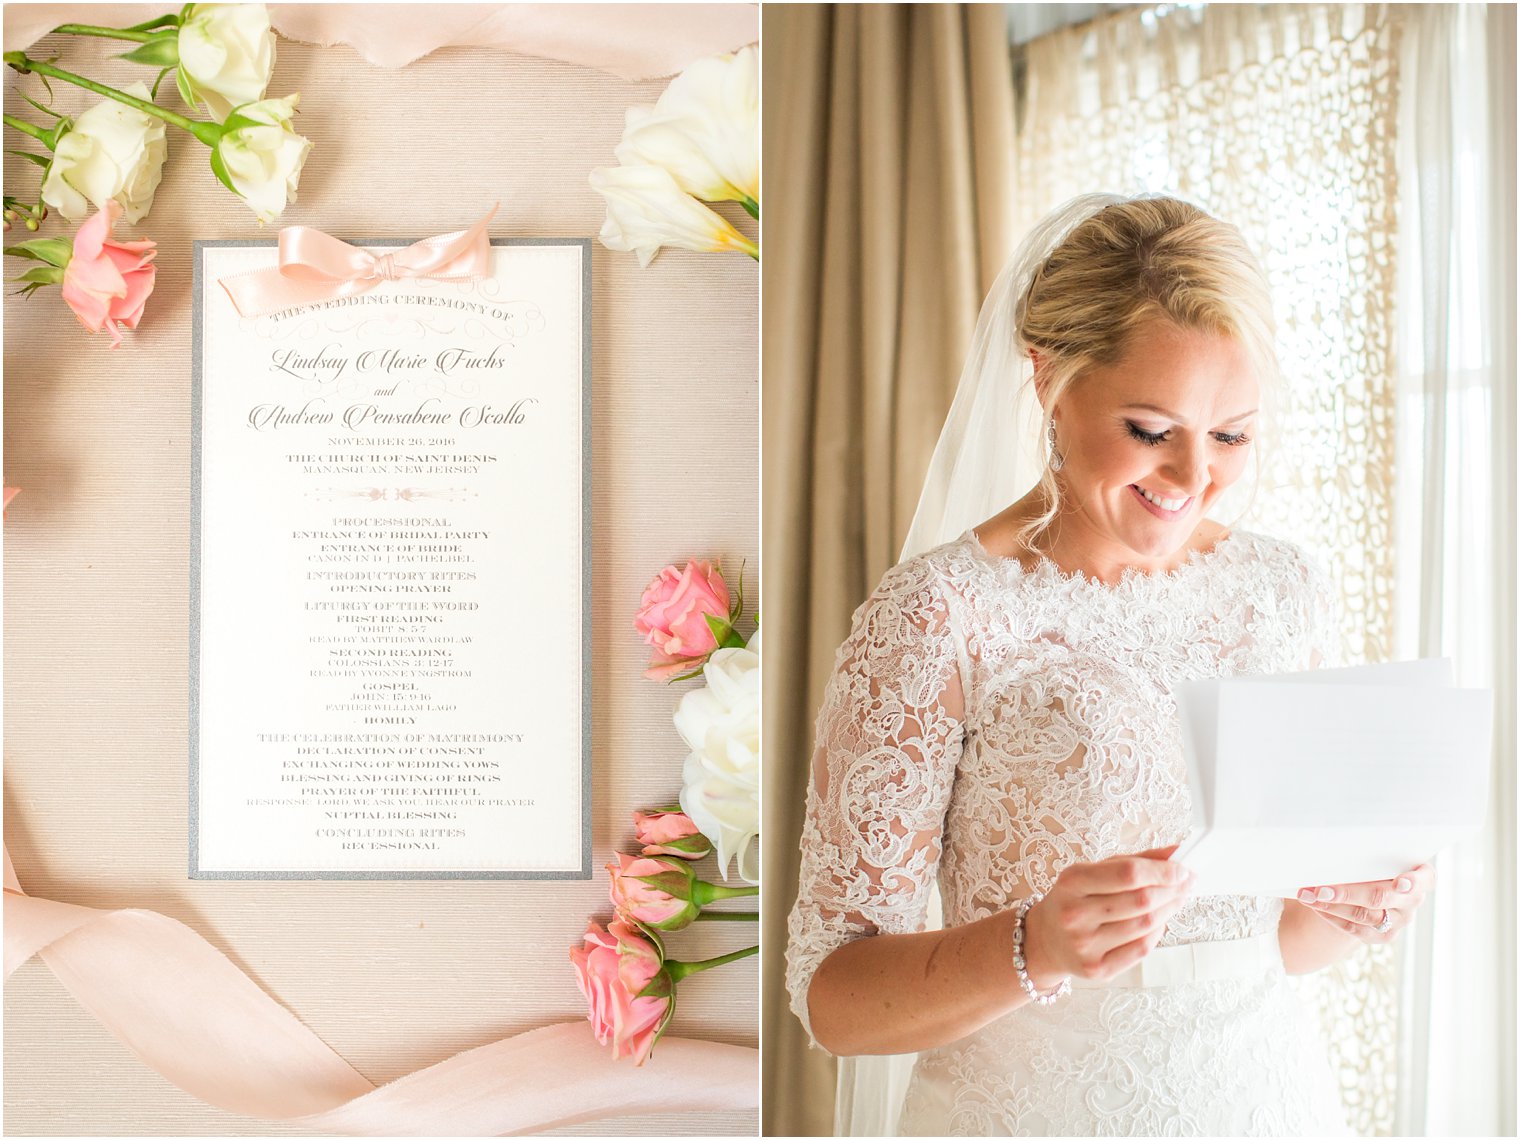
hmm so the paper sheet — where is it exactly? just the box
[1173,659,1492,897]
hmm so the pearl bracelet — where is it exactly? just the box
[1012,893,1071,1006]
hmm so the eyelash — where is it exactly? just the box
[1125,423,1252,448]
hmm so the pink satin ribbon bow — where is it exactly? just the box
[220,203,499,318]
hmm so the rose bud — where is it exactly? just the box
[608,853,701,931]
[633,560,732,680]
[632,809,713,859]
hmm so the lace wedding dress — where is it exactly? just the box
[786,530,1351,1136]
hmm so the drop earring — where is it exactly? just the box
[1047,420,1064,472]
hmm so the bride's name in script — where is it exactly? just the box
[247,397,536,431]
[270,345,508,383]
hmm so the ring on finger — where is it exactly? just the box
[1374,909,1394,935]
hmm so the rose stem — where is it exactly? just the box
[666,944,759,981]
[3,53,219,146]
[51,24,156,43]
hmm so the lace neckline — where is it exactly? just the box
[962,527,1244,593]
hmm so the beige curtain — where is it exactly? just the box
[760,5,1016,1135]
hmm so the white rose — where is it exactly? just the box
[41,85,168,224]
[213,95,312,223]
[179,3,277,122]
[589,164,756,268]
[676,630,760,884]
[615,46,758,206]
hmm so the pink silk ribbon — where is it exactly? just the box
[219,205,499,319]
[265,4,758,78]
[3,5,757,80]
[3,847,758,1133]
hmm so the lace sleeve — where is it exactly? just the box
[1296,547,1346,669]
[784,557,967,1050]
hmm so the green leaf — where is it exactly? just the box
[703,612,733,647]
[219,109,262,134]
[6,149,50,169]
[624,919,669,965]
[124,12,182,33]
[43,116,72,151]
[19,92,63,120]
[10,264,65,286]
[648,987,679,1056]
[632,869,696,901]
[649,834,713,858]
[150,66,172,101]
[634,969,675,1001]
[207,142,240,197]
[729,559,747,622]
[118,34,179,68]
[174,63,196,110]
[5,238,71,266]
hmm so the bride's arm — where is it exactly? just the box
[806,910,1030,1056]
[783,561,974,1056]
[1277,899,1361,973]
[807,850,1192,1055]
[787,558,1054,1057]
[1279,864,1436,972]
[785,560,1191,1056]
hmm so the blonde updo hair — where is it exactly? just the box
[1014,196,1279,549]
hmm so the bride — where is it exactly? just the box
[784,193,1433,1136]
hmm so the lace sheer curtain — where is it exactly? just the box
[1014,4,1405,1133]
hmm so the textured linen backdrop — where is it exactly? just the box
[763,3,1406,1135]
[2,18,758,1138]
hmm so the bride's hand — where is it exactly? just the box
[1296,863,1435,942]
[1022,846,1194,986]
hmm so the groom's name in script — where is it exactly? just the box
[246,398,534,431]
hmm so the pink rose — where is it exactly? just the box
[569,918,672,1065]
[634,560,732,680]
[607,852,700,930]
[633,809,713,859]
[60,201,156,348]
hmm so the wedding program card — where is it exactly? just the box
[191,238,590,879]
